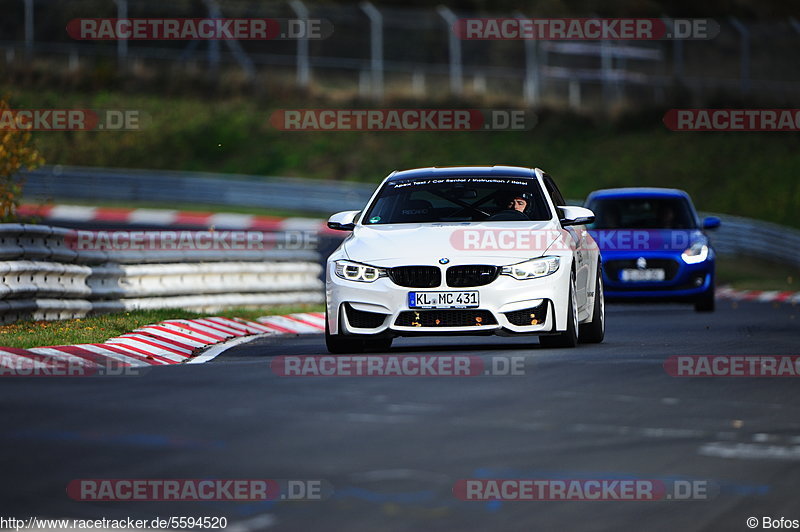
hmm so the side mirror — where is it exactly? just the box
[327,210,360,231]
[702,216,721,230]
[559,206,595,227]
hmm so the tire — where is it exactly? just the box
[364,336,393,352]
[694,285,715,312]
[579,265,605,343]
[325,314,365,354]
[540,271,579,348]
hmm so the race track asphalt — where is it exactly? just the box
[1,300,798,531]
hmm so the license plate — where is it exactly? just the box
[620,268,666,282]
[409,291,479,309]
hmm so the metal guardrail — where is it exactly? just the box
[566,198,800,267]
[0,224,323,323]
[17,166,800,270]
[702,213,800,268]
[18,165,376,214]
[5,1,800,108]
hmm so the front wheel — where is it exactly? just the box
[694,285,715,312]
[325,315,365,354]
[364,336,393,352]
[540,272,579,348]
[579,265,605,343]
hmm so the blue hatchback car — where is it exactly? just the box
[584,188,720,312]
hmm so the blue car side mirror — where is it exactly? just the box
[702,216,721,230]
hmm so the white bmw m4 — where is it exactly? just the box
[325,166,604,353]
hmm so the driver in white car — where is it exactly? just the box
[507,195,528,213]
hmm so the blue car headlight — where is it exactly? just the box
[681,242,709,264]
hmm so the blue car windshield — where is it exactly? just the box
[363,176,552,224]
[588,197,697,230]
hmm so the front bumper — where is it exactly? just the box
[602,252,714,300]
[326,261,572,337]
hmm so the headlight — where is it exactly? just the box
[501,256,560,280]
[681,243,709,264]
[334,260,386,282]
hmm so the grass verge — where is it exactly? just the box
[0,304,324,349]
[716,255,797,292]
[0,262,796,351]
[6,87,800,229]
[20,198,327,219]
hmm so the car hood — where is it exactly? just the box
[588,229,707,253]
[343,221,563,265]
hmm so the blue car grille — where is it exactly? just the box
[605,258,680,282]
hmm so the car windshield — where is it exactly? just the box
[588,196,697,229]
[362,176,552,224]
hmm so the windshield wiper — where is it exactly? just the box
[429,189,492,218]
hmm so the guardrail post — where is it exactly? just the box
[411,69,425,96]
[437,6,462,97]
[673,38,684,82]
[23,0,33,58]
[601,39,613,105]
[69,48,79,72]
[569,78,581,110]
[539,40,549,101]
[472,73,486,94]
[204,0,256,82]
[662,17,684,84]
[290,0,311,88]
[113,0,128,70]
[358,70,370,97]
[729,17,750,95]
[205,0,221,78]
[515,11,539,106]
[360,2,384,100]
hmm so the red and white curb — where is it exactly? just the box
[717,286,800,304]
[18,203,333,233]
[5,288,794,373]
[0,312,325,373]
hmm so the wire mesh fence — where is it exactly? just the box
[1,0,799,108]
